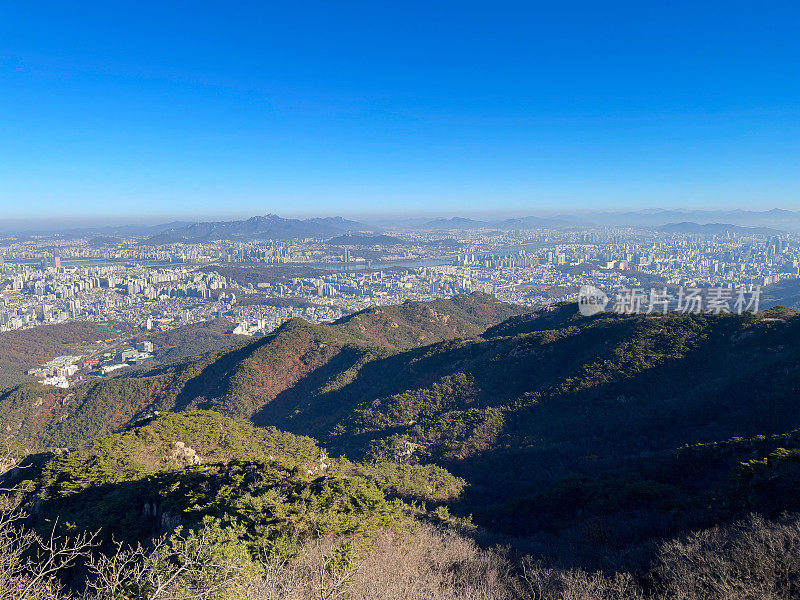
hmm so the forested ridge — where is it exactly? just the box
[4,295,800,598]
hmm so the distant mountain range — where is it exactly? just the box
[5,208,799,240]
[419,217,490,229]
[409,209,796,232]
[0,215,371,241]
[577,208,797,229]
[417,215,572,230]
[326,233,407,246]
[144,214,371,244]
[656,222,782,236]
[0,220,194,239]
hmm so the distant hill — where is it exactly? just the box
[86,235,123,246]
[655,221,782,236]
[0,320,132,389]
[305,216,373,231]
[420,217,490,229]
[133,318,249,365]
[0,220,193,238]
[0,319,246,392]
[422,215,572,230]
[373,209,800,231]
[577,208,798,230]
[144,214,370,244]
[327,233,406,246]
[761,278,800,311]
[494,215,573,229]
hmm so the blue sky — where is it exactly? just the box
[1,1,799,221]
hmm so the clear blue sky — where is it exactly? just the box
[1,1,799,221]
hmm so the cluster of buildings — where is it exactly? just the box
[26,355,83,388]
[0,236,424,267]
[26,340,156,388]
[2,227,798,343]
[97,341,155,376]
[0,262,232,332]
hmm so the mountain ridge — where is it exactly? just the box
[143,214,372,244]
[0,293,529,449]
[655,221,782,235]
[5,296,800,574]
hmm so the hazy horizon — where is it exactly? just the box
[1,206,799,237]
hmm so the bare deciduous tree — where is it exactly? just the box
[0,508,95,599]
[653,514,800,600]
[83,524,248,600]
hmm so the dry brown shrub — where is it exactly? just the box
[653,514,800,600]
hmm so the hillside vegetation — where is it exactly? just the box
[4,296,800,597]
[5,413,800,599]
[0,293,527,449]
[6,300,800,565]
[6,412,418,556]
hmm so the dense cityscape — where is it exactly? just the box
[1,216,797,388]
[2,218,797,338]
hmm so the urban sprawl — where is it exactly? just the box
[1,226,796,386]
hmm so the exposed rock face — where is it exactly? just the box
[160,510,180,531]
[169,441,202,465]
[396,440,420,462]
